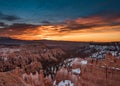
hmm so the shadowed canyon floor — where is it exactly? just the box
[0,38,120,86]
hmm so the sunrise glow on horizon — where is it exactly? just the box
[0,0,120,42]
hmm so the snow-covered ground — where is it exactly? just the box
[0,48,20,56]
[0,48,20,61]
[63,58,87,67]
[77,44,120,59]
[100,66,120,71]
[90,45,120,58]
[54,80,74,86]
[81,60,87,65]
[72,68,81,74]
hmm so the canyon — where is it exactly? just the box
[0,38,120,86]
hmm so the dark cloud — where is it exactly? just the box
[0,22,8,28]
[0,11,21,21]
[91,11,120,20]
[41,20,51,25]
[7,23,38,29]
[0,22,7,27]
[0,23,39,37]
[64,20,97,30]
[59,12,120,31]
[66,24,97,31]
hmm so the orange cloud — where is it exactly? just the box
[0,15,120,42]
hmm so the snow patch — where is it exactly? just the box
[81,60,87,65]
[58,80,74,86]
[72,68,81,74]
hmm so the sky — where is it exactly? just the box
[0,0,120,42]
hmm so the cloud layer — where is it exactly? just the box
[0,13,120,42]
[0,11,21,21]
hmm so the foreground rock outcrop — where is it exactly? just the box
[54,53,120,86]
[0,72,26,86]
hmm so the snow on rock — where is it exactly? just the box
[81,60,87,65]
[71,58,88,69]
[58,80,74,86]
[90,45,120,58]
[72,68,81,74]
[0,48,20,60]
[0,48,20,55]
